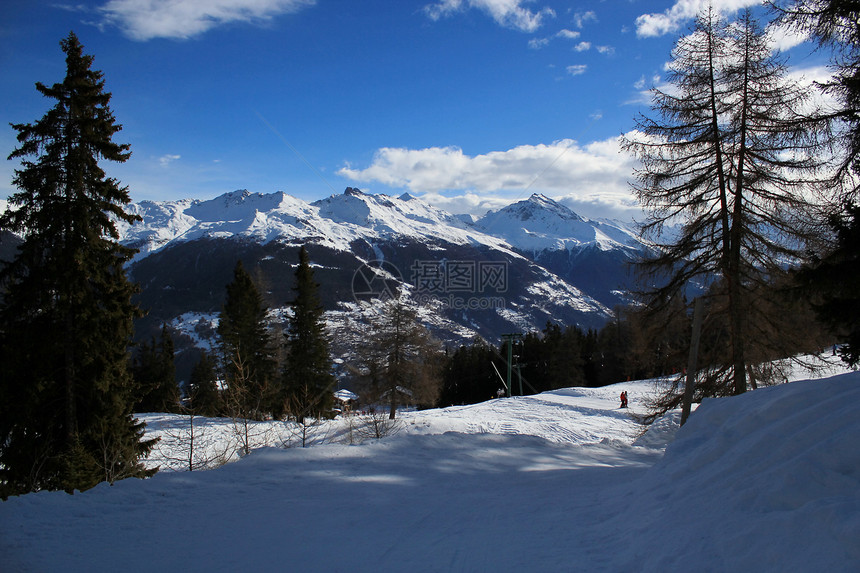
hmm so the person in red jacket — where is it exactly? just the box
[620,391,628,408]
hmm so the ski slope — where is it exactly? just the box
[2,369,858,572]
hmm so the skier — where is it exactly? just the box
[620,391,628,409]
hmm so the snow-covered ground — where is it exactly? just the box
[2,363,858,572]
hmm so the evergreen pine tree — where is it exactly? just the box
[0,32,155,497]
[775,2,860,365]
[217,260,275,420]
[797,204,860,366]
[282,246,335,420]
[189,352,222,417]
[132,324,179,413]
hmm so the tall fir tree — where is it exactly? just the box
[0,32,155,497]
[217,260,275,420]
[282,246,335,420]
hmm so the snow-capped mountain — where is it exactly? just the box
[116,188,648,357]
[119,188,515,263]
[472,194,647,309]
[475,193,642,254]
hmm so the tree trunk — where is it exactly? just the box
[681,297,704,426]
[64,309,76,447]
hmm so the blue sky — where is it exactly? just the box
[0,0,829,220]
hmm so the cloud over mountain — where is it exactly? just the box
[338,136,639,219]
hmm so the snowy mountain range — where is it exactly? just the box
[114,188,649,349]
[0,188,649,361]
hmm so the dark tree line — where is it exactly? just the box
[439,320,644,407]
[439,282,830,408]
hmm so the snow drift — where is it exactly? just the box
[1,372,858,572]
[610,372,860,572]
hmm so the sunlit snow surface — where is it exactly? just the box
[2,364,858,572]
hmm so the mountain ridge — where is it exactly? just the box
[118,189,647,342]
[119,187,523,264]
[118,188,643,263]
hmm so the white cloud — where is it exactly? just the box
[596,45,615,55]
[574,41,591,52]
[635,0,761,38]
[626,73,675,106]
[787,65,836,85]
[424,0,555,33]
[566,64,587,76]
[556,192,643,221]
[417,191,512,217]
[422,189,642,220]
[557,29,580,39]
[787,65,840,115]
[766,21,810,52]
[98,0,316,41]
[528,37,551,49]
[159,154,181,166]
[572,10,597,29]
[529,28,580,50]
[338,136,640,219]
[633,74,670,91]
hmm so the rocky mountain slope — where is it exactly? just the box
[117,188,648,352]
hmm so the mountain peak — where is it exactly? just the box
[527,193,554,205]
[223,189,252,201]
[471,193,642,254]
[489,193,582,223]
[344,187,365,197]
